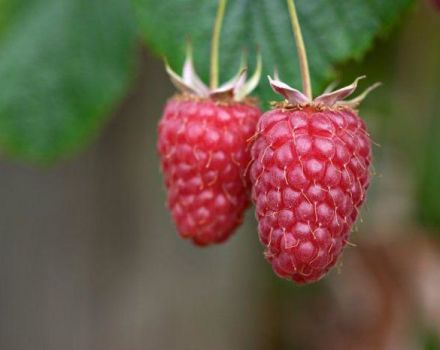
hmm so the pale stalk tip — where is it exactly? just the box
[210,0,228,90]
[287,0,312,99]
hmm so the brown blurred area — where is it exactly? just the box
[1,2,440,350]
[0,52,267,350]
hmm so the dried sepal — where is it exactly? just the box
[314,76,365,106]
[268,75,310,105]
[182,45,209,96]
[164,58,201,96]
[268,73,379,109]
[218,50,247,90]
[210,68,247,100]
[337,82,382,109]
[235,52,262,101]
[164,45,261,102]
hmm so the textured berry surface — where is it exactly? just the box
[158,96,260,245]
[250,106,371,283]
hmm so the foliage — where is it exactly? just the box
[0,0,137,163]
[134,0,413,104]
[0,0,412,163]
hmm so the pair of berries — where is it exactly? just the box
[158,50,376,284]
[157,0,378,283]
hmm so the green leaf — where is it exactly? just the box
[0,0,137,164]
[422,329,440,350]
[0,1,22,34]
[133,0,413,106]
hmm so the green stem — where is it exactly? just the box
[287,0,312,99]
[210,0,227,89]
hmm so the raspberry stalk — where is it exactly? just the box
[210,0,228,89]
[287,0,312,99]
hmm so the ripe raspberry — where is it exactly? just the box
[158,97,260,245]
[250,76,379,283]
[158,47,261,245]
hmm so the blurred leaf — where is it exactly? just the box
[133,0,413,106]
[0,1,21,34]
[417,104,440,230]
[423,330,440,350]
[0,0,136,164]
[412,7,440,232]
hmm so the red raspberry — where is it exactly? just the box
[158,97,260,245]
[158,45,261,245]
[250,76,378,283]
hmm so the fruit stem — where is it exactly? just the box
[210,0,227,89]
[287,0,312,99]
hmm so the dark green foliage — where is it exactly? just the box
[0,0,137,163]
[0,0,412,163]
[134,0,413,105]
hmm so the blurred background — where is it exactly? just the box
[1,0,440,349]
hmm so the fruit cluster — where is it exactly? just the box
[156,0,378,284]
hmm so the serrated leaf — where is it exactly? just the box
[0,0,137,164]
[133,0,413,106]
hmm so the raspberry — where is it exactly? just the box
[250,0,380,282]
[158,97,260,245]
[158,42,261,245]
[250,104,371,283]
